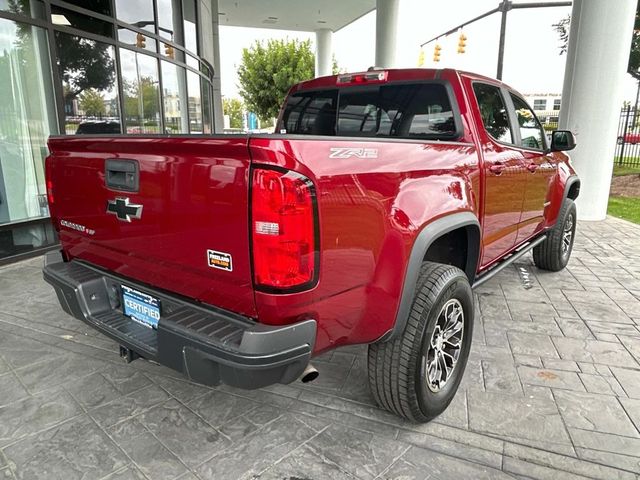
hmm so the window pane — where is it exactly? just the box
[0,19,57,230]
[338,83,456,138]
[115,0,155,32]
[117,27,157,52]
[186,71,202,133]
[0,0,45,19]
[201,78,212,133]
[120,49,161,134]
[472,83,513,144]
[183,0,197,53]
[511,94,545,150]
[62,0,111,16]
[55,32,120,134]
[553,99,561,111]
[161,61,188,133]
[281,90,337,135]
[157,0,182,39]
[533,99,546,111]
[51,5,114,38]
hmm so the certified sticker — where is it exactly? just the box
[207,250,233,271]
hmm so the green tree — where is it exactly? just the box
[79,89,106,116]
[554,5,640,79]
[223,97,244,129]
[123,77,160,120]
[55,33,115,104]
[237,39,316,121]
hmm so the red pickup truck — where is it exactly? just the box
[43,68,579,422]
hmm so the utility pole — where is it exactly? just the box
[496,0,512,80]
[420,1,572,81]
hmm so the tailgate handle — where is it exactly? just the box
[105,159,139,192]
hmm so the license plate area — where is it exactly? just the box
[122,285,160,329]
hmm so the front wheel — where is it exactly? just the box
[367,262,474,422]
[533,198,577,272]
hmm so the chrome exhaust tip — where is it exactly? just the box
[300,364,319,383]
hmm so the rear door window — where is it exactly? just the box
[279,83,459,140]
[472,83,513,144]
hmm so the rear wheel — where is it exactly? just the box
[533,198,577,272]
[367,262,473,422]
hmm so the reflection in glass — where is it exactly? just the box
[473,83,513,144]
[117,27,157,53]
[61,0,111,16]
[161,61,188,133]
[0,18,57,254]
[55,32,120,134]
[156,0,175,40]
[187,71,202,133]
[0,0,45,19]
[120,49,161,134]
[51,5,113,38]
[115,0,154,32]
[183,0,197,54]
[201,77,212,134]
[510,94,545,150]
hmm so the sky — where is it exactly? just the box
[217,0,640,103]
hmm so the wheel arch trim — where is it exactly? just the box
[380,211,480,343]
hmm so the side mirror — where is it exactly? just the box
[550,130,576,152]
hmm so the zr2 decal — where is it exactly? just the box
[329,147,378,159]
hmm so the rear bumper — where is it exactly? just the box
[42,252,316,389]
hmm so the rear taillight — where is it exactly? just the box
[45,157,59,231]
[251,168,318,291]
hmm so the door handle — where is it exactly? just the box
[105,159,139,192]
[527,163,539,173]
[489,163,506,175]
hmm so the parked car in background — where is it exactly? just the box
[43,68,579,422]
[75,121,121,135]
[618,132,640,144]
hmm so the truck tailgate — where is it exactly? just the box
[47,136,257,318]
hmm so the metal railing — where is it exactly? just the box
[615,106,640,167]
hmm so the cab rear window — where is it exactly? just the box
[279,82,459,140]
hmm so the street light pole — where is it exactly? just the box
[420,1,571,80]
[496,0,512,80]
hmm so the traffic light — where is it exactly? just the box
[136,33,146,49]
[457,33,467,54]
[433,44,442,63]
[417,48,425,67]
[164,43,175,59]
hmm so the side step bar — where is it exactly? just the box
[472,235,547,289]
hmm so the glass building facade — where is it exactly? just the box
[0,0,214,262]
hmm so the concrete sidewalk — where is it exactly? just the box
[0,217,639,480]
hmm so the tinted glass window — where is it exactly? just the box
[51,5,114,38]
[62,0,111,16]
[282,90,338,136]
[338,84,456,138]
[510,94,545,150]
[120,49,161,134]
[115,0,154,32]
[55,32,120,134]
[161,61,187,133]
[473,83,513,144]
[279,83,457,139]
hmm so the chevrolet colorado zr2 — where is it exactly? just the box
[43,68,580,422]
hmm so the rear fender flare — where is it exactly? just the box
[381,212,480,342]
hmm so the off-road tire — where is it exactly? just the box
[533,198,576,272]
[367,262,474,422]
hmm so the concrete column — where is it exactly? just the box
[558,0,636,220]
[210,0,224,133]
[375,0,400,68]
[315,29,333,77]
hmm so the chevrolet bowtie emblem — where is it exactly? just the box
[107,197,143,222]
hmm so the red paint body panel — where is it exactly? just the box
[46,68,577,355]
[47,136,258,318]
